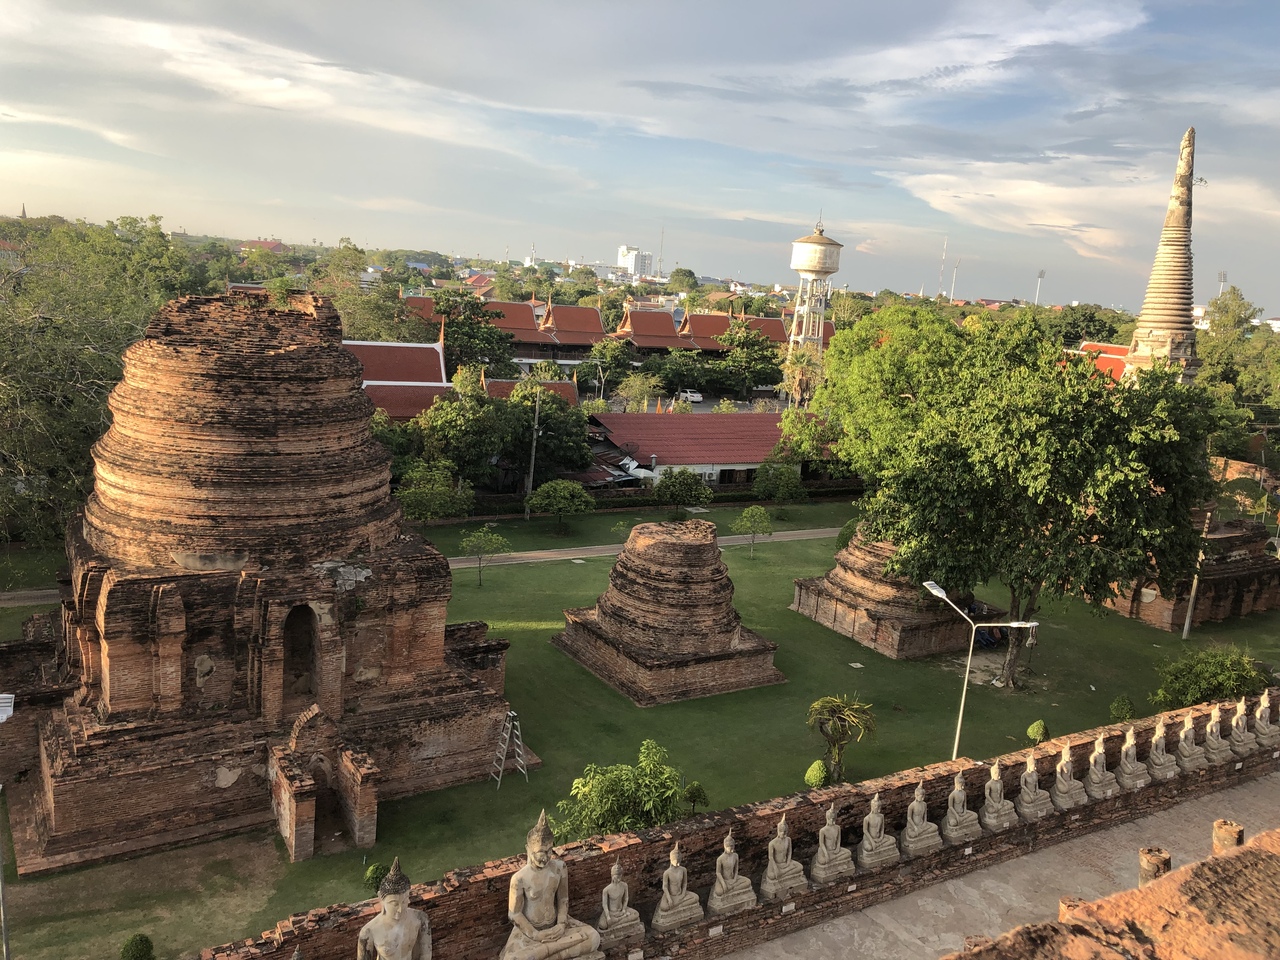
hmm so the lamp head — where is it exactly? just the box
[923,581,947,599]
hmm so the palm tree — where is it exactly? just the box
[781,343,823,408]
[807,694,876,783]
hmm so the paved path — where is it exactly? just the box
[730,773,1280,960]
[0,527,842,602]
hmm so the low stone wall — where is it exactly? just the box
[201,691,1280,960]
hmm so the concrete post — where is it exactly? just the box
[1138,847,1171,888]
[1212,819,1244,856]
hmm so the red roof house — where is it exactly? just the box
[343,340,447,385]
[677,313,732,351]
[747,316,789,344]
[611,309,694,350]
[590,413,782,470]
[541,304,606,345]
[482,301,557,345]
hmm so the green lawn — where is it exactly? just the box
[0,542,64,592]
[6,535,1280,960]
[0,605,58,644]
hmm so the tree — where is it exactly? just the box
[396,460,474,521]
[1149,645,1272,710]
[525,479,595,532]
[1205,285,1263,337]
[458,527,511,586]
[781,343,823,408]
[712,319,783,399]
[657,348,705,393]
[434,289,519,378]
[528,359,566,381]
[614,371,664,412]
[584,337,637,392]
[362,862,391,895]
[730,505,773,558]
[552,739,690,840]
[666,267,699,293]
[414,394,513,486]
[857,313,1217,688]
[653,468,712,516]
[806,694,876,784]
[682,781,709,815]
[569,265,600,285]
[121,933,156,960]
[500,381,593,488]
[712,397,737,413]
[752,461,804,505]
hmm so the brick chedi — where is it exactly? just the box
[8,292,529,874]
[791,532,969,659]
[553,520,783,705]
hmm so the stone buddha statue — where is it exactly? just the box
[941,772,982,844]
[855,793,900,869]
[707,829,757,916]
[979,761,1018,832]
[1228,698,1258,758]
[594,860,644,946]
[501,811,602,960]
[356,858,432,960]
[1146,717,1179,781]
[1203,704,1235,765]
[760,814,808,901]
[809,803,856,884]
[1255,690,1280,750]
[1049,743,1087,812]
[1082,733,1119,800]
[650,843,703,933]
[1014,752,1052,822]
[900,781,943,857]
[1176,713,1208,773]
[1115,726,1151,791]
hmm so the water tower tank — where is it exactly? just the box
[790,225,843,279]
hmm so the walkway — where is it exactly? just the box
[0,527,842,603]
[730,772,1280,960]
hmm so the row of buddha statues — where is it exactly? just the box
[355,693,1279,959]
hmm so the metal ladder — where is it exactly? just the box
[490,710,529,789]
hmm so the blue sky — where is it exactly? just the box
[3,0,1279,313]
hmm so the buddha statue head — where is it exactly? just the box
[870,792,882,814]
[953,772,965,792]
[990,760,1002,781]
[611,859,622,883]
[825,802,838,826]
[526,809,555,870]
[669,842,681,866]
[378,857,412,920]
[776,814,789,838]
[914,781,927,803]
[723,829,736,854]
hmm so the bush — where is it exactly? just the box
[804,759,830,788]
[835,518,858,551]
[1109,694,1135,723]
[682,781,709,814]
[1026,719,1049,744]
[363,861,390,895]
[1149,645,1272,711]
[121,934,156,960]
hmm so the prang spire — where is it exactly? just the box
[1125,128,1200,382]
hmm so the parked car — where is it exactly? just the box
[676,389,703,403]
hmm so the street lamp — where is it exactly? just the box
[0,693,12,960]
[923,582,1038,761]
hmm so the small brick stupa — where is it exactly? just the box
[554,520,783,705]
[13,293,528,873]
[791,533,969,659]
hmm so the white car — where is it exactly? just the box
[676,389,703,403]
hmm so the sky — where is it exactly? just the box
[3,0,1279,313]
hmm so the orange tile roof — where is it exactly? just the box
[343,340,447,385]
[747,316,788,343]
[404,295,436,322]
[483,380,579,405]
[677,313,732,350]
[542,304,606,345]
[483,301,557,344]
[363,383,452,419]
[1080,341,1129,357]
[613,309,694,349]
[592,413,782,466]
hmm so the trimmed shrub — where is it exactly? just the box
[363,861,390,895]
[804,759,830,788]
[1026,719,1049,744]
[1109,694,1135,723]
[835,518,858,551]
[121,934,156,960]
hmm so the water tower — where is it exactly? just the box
[788,220,842,357]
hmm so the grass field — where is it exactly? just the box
[5,533,1279,960]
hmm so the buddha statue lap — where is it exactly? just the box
[707,829,757,917]
[809,803,856,884]
[1049,743,1087,812]
[899,781,943,857]
[855,793,900,869]
[1115,726,1151,791]
[1082,734,1119,800]
[1255,690,1280,750]
[357,858,432,960]
[1229,698,1258,758]
[649,843,703,934]
[594,860,644,946]
[500,811,603,960]
[1202,704,1235,765]
[1176,713,1209,773]
[941,772,983,844]
[979,761,1019,833]
[760,814,808,901]
[1014,752,1053,822]
[1146,717,1179,781]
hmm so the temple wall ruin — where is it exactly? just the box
[202,691,1280,960]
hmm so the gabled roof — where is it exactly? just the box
[542,304,605,345]
[1077,341,1129,380]
[404,295,436,322]
[591,413,782,466]
[678,313,732,350]
[362,383,453,419]
[343,340,447,386]
[747,316,788,344]
[612,309,694,350]
[483,380,579,405]
[482,301,557,344]
[1080,341,1129,357]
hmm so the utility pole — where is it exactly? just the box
[1034,269,1046,306]
[1218,270,1228,295]
[950,258,961,303]
[523,388,542,519]
[0,784,10,960]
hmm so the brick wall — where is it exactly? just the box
[201,691,1280,960]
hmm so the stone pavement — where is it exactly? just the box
[0,528,842,602]
[728,772,1280,960]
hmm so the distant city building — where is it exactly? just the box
[616,245,653,276]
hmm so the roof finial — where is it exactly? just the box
[815,210,824,235]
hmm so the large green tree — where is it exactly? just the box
[711,318,782,398]
[433,289,519,378]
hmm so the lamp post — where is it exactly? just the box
[0,691,12,960]
[923,582,1038,761]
